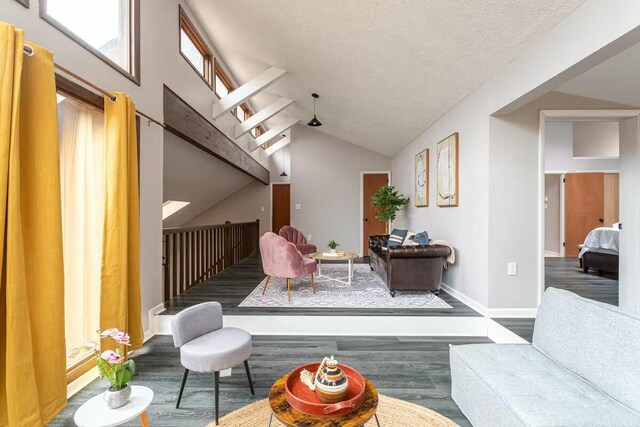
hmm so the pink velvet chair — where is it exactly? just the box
[259,232,316,301]
[278,225,317,255]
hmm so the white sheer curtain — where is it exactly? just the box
[58,96,105,367]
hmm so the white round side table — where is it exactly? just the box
[74,385,154,427]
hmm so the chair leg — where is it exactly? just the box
[262,275,271,295]
[244,360,255,396]
[311,273,316,293]
[214,371,220,426]
[287,278,291,302]
[176,368,189,409]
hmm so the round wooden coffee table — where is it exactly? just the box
[268,374,380,427]
[308,251,359,285]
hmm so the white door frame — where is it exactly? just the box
[270,182,290,232]
[543,172,566,257]
[538,110,640,309]
[359,171,391,256]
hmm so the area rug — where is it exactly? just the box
[209,394,460,426]
[239,264,452,309]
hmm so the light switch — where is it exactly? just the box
[261,206,265,212]
[295,203,302,210]
[507,263,517,276]
[307,234,312,241]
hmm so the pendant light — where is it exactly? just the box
[307,93,322,127]
[280,144,288,177]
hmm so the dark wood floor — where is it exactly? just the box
[162,253,482,317]
[51,335,491,426]
[495,257,618,342]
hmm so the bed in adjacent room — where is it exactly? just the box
[579,227,619,274]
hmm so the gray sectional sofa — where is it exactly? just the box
[450,287,640,426]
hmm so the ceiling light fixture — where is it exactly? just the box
[307,93,322,127]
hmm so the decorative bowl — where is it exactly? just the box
[284,363,366,417]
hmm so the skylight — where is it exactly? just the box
[162,200,190,220]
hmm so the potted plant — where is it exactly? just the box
[327,240,340,254]
[96,328,136,409]
[371,185,410,224]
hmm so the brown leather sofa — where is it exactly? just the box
[368,234,451,297]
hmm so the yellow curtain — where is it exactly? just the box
[0,23,67,426]
[101,93,143,350]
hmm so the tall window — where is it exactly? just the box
[215,61,234,99]
[40,0,140,83]
[57,93,105,376]
[179,5,212,87]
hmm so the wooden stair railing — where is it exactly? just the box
[162,220,260,302]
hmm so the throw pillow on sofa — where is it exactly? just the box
[388,229,407,246]
[413,231,430,245]
[403,231,416,246]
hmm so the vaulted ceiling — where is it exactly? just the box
[188,0,585,156]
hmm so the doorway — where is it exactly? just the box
[361,172,389,256]
[539,111,640,311]
[271,183,290,233]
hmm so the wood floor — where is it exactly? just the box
[162,253,481,317]
[495,257,618,342]
[51,335,491,426]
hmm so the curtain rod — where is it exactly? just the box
[23,44,165,128]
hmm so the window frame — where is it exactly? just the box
[179,5,213,89]
[40,0,140,85]
[214,59,235,99]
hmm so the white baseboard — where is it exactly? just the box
[487,308,537,318]
[486,318,529,344]
[545,251,560,257]
[440,282,487,316]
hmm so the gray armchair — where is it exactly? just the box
[171,302,254,425]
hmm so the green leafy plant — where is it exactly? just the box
[371,185,409,223]
[327,240,340,250]
[96,328,136,390]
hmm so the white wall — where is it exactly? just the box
[545,121,620,171]
[573,121,619,158]
[392,0,640,313]
[290,125,390,254]
[488,92,631,311]
[187,181,271,236]
[1,0,271,331]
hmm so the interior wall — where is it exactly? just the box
[187,181,270,236]
[2,0,270,331]
[545,121,620,171]
[573,121,620,158]
[488,92,632,311]
[290,125,391,254]
[544,174,562,255]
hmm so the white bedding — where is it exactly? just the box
[579,227,619,258]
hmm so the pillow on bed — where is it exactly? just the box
[388,229,407,246]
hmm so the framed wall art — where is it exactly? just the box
[436,133,459,207]
[415,149,429,207]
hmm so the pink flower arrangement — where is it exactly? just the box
[95,328,136,390]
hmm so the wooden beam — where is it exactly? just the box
[234,97,293,138]
[163,85,269,185]
[250,118,299,152]
[264,136,291,157]
[211,67,286,119]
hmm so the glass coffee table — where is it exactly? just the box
[307,251,359,285]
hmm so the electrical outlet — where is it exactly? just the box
[295,203,302,210]
[507,262,517,276]
[307,234,312,241]
[260,206,265,212]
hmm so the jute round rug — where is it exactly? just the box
[208,394,460,427]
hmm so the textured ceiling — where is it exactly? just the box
[557,42,640,107]
[188,0,586,156]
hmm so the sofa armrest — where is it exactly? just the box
[368,234,389,249]
[388,244,451,259]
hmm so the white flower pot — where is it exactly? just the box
[104,383,131,409]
